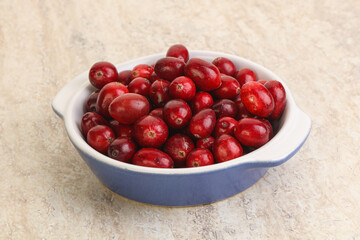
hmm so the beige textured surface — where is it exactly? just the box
[0,0,359,239]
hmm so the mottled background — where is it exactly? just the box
[0,0,359,239]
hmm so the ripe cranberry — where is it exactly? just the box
[131,64,154,80]
[257,79,268,85]
[184,58,221,91]
[264,80,286,120]
[127,77,151,97]
[234,94,253,120]
[196,136,215,150]
[149,108,164,119]
[211,99,238,119]
[234,117,271,147]
[89,61,118,89]
[132,148,174,168]
[212,75,240,99]
[212,57,236,76]
[133,115,169,147]
[213,134,243,163]
[190,92,213,114]
[163,134,195,167]
[96,82,129,119]
[109,93,150,124]
[163,99,192,129]
[154,57,185,81]
[118,70,132,85]
[186,148,214,167]
[87,125,115,154]
[169,76,196,101]
[149,80,171,107]
[234,68,257,87]
[214,117,237,137]
[85,90,100,112]
[258,118,274,139]
[108,120,133,138]
[148,71,161,83]
[81,112,108,136]
[166,44,189,62]
[241,81,275,118]
[189,108,216,138]
[107,137,137,163]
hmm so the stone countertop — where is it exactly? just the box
[1,0,359,239]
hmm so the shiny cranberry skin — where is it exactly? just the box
[212,57,236,76]
[190,92,213,114]
[234,68,257,87]
[96,82,129,119]
[169,76,196,101]
[163,99,192,129]
[85,90,100,112]
[148,71,161,83]
[87,125,115,154]
[258,118,274,139]
[149,108,164,119]
[131,64,154,80]
[166,44,189,62]
[196,136,215,150]
[149,80,171,107]
[107,137,136,163]
[133,115,169,147]
[132,148,174,168]
[264,80,286,120]
[212,75,240,99]
[109,93,150,124]
[234,94,253,120]
[214,117,237,137]
[127,77,151,97]
[89,61,118,89]
[118,70,132,85]
[241,81,275,118]
[189,108,216,138]
[184,58,221,91]
[108,120,133,138]
[234,117,271,147]
[164,134,195,167]
[257,79,268,85]
[213,134,243,163]
[211,99,238,119]
[154,57,185,81]
[186,148,214,167]
[81,112,108,136]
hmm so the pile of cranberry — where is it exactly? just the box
[81,44,286,168]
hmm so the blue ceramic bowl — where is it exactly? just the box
[52,51,311,206]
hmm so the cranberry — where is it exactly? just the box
[184,58,221,91]
[149,108,164,119]
[127,77,151,97]
[131,64,154,80]
[257,79,268,85]
[211,99,238,119]
[213,134,243,163]
[85,90,100,112]
[87,125,115,154]
[241,81,275,118]
[81,112,108,136]
[163,134,195,167]
[89,61,118,89]
[132,148,174,168]
[133,115,169,147]
[109,93,150,124]
[154,57,185,81]
[234,68,257,87]
[107,137,137,163]
[169,76,196,101]
[212,75,240,99]
[118,70,132,85]
[196,136,215,150]
[258,118,274,139]
[264,80,286,120]
[234,94,253,120]
[212,57,236,76]
[149,80,171,107]
[190,92,213,114]
[189,108,216,138]
[214,117,237,137]
[148,71,161,83]
[96,82,129,119]
[163,99,192,129]
[234,117,271,147]
[166,44,189,62]
[108,120,133,139]
[186,148,214,167]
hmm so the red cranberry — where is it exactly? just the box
[133,115,169,147]
[154,57,185,81]
[163,99,192,129]
[264,80,286,120]
[234,68,257,87]
[214,117,237,137]
[131,64,154,80]
[127,77,151,97]
[163,134,195,167]
[118,70,132,85]
[169,76,196,101]
[212,57,236,76]
[109,93,150,124]
[196,136,215,150]
[184,58,221,91]
[132,148,174,168]
[149,108,164,119]
[149,80,171,107]
[234,94,253,120]
[212,75,240,99]
[234,117,271,147]
[257,79,268,85]
[213,134,243,163]
[81,112,108,136]
[85,90,100,112]
[148,71,161,83]
[211,99,238,119]
[166,44,189,62]
[108,120,133,139]
[258,118,274,139]
[87,125,115,154]
[89,61,118,89]
[96,82,129,119]
[186,148,214,167]
[107,137,136,163]
[241,81,275,118]
[190,92,213,114]
[189,108,216,138]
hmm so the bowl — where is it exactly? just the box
[52,51,311,207]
